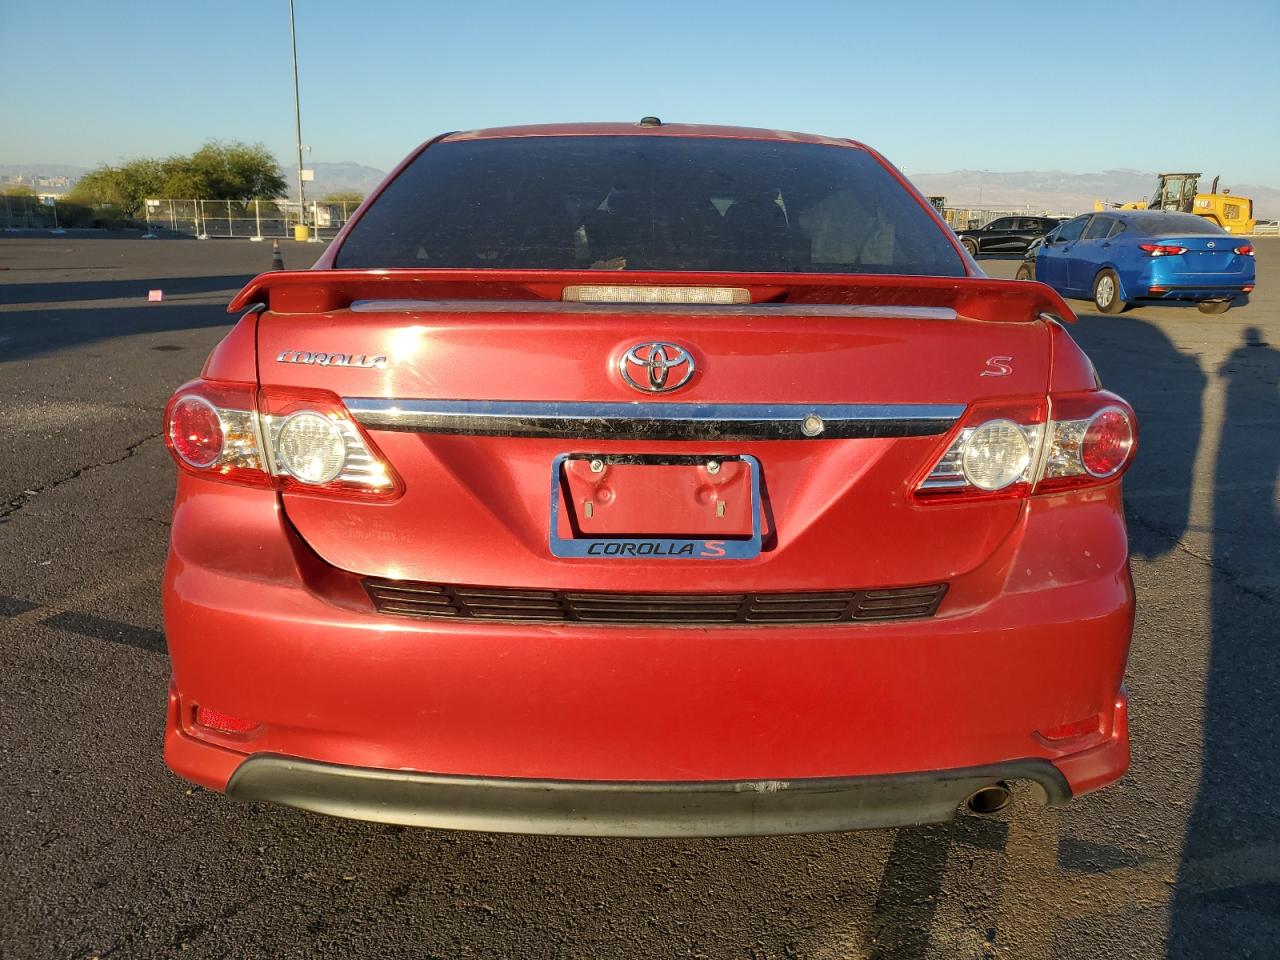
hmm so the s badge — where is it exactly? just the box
[981,356,1013,377]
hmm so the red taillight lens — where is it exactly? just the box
[169,396,224,468]
[163,380,270,486]
[1081,408,1136,478]
[194,705,258,735]
[1138,243,1187,257]
[1037,394,1137,492]
[1234,244,1254,256]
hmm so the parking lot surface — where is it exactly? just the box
[2,235,1277,958]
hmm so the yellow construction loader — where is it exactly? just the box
[1094,173,1255,235]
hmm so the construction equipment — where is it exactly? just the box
[1094,173,1255,235]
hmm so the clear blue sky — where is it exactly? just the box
[3,0,1278,183]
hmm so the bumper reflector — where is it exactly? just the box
[1039,716,1100,741]
[194,705,259,735]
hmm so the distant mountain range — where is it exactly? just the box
[2,160,1274,219]
[293,164,1280,219]
[291,161,388,200]
[907,169,1278,220]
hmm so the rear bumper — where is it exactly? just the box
[1139,285,1252,302]
[224,753,1072,837]
[163,480,1135,829]
[1130,261,1255,301]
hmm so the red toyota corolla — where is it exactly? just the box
[162,122,1136,836]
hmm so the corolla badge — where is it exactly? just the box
[619,342,695,393]
[276,350,387,369]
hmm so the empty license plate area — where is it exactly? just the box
[562,456,752,536]
[549,454,762,560]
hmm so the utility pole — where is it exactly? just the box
[289,0,306,226]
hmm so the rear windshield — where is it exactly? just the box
[1132,214,1227,236]
[334,136,965,276]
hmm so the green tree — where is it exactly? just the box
[68,158,164,217]
[2,183,37,197]
[69,141,287,215]
[157,155,204,199]
[186,141,287,200]
[322,190,365,203]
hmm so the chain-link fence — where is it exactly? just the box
[6,194,1274,236]
[7,197,1062,237]
[1,194,59,229]
[141,199,358,240]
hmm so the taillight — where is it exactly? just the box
[163,381,270,486]
[1081,409,1135,477]
[917,393,1136,501]
[163,380,401,498]
[168,396,223,468]
[1234,244,1254,256]
[258,387,401,498]
[917,399,1046,501]
[1138,244,1187,257]
[1037,395,1137,492]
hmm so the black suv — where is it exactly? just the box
[955,216,1060,256]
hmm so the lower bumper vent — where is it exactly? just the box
[365,580,947,626]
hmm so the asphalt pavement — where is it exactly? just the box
[1,233,1277,959]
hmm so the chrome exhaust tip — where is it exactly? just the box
[966,782,1012,815]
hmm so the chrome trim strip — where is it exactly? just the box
[348,299,957,321]
[343,398,965,441]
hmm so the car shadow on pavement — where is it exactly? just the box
[859,309,1213,957]
[0,300,245,365]
[0,274,252,306]
[1070,310,1206,560]
[791,309,1216,958]
[1167,325,1280,956]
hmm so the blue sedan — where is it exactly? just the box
[1018,210,1256,315]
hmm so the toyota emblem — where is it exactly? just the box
[619,342,695,393]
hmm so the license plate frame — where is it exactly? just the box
[548,453,762,560]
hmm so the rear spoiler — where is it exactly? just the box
[228,269,1076,324]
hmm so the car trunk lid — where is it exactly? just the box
[247,269,1064,593]
[1149,235,1246,274]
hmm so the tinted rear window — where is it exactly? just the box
[1131,214,1227,236]
[335,136,965,276]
